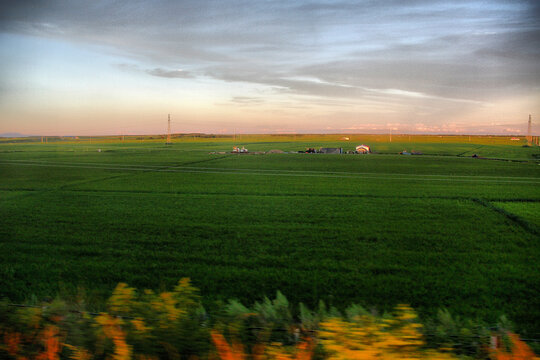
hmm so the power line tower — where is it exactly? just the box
[527,114,532,146]
[166,114,172,144]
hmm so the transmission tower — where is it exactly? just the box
[166,114,172,144]
[527,114,532,145]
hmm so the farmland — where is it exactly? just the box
[0,135,539,337]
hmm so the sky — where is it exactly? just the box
[1,0,539,135]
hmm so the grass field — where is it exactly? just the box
[0,135,539,337]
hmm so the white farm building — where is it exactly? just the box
[356,145,371,154]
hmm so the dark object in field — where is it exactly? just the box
[472,154,478,158]
[411,150,423,155]
[305,148,316,153]
[319,147,343,154]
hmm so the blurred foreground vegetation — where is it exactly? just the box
[1,278,537,360]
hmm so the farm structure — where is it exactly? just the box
[319,147,343,154]
[232,146,248,153]
[356,145,371,154]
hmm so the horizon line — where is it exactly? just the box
[1,132,537,138]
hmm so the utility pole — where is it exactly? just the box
[166,114,171,144]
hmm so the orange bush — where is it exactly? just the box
[491,333,539,360]
[211,330,313,360]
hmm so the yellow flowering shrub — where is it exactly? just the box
[95,313,131,360]
[1,284,537,360]
[319,305,458,359]
[108,283,137,316]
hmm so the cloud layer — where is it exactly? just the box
[1,0,539,134]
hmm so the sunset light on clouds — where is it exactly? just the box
[1,0,539,135]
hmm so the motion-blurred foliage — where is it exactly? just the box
[1,279,537,359]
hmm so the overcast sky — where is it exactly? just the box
[1,0,539,135]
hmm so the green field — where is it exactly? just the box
[1,135,539,336]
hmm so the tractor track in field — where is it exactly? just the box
[456,144,484,157]
[1,160,539,184]
[0,155,233,197]
[3,187,540,204]
[56,154,234,189]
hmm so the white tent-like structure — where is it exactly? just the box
[356,145,371,154]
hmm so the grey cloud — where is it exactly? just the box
[114,63,193,79]
[206,65,367,100]
[145,68,193,79]
[1,0,539,111]
[230,96,264,105]
[293,25,540,101]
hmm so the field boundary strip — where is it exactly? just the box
[1,160,539,184]
[472,199,539,236]
[4,159,540,180]
[4,159,539,180]
[9,188,538,202]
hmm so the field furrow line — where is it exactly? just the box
[1,160,539,184]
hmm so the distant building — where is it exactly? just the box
[355,145,371,154]
[232,146,248,153]
[319,147,343,154]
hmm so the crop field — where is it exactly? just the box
[0,135,539,337]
